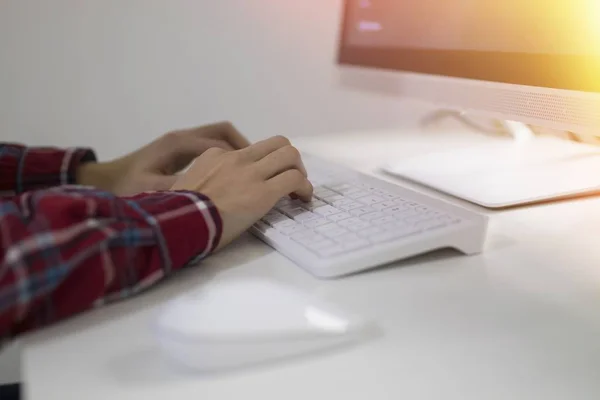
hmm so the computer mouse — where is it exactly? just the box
[152,278,374,371]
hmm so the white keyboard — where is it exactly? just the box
[250,154,489,278]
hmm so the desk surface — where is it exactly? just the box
[22,130,600,400]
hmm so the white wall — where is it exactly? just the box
[0,0,427,383]
[0,0,425,159]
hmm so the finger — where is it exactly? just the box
[240,135,293,162]
[183,122,251,149]
[267,170,313,202]
[254,145,308,178]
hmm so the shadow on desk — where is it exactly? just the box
[105,329,381,386]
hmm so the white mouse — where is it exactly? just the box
[152,278,374,371]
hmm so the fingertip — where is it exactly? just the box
[297,180,314,203]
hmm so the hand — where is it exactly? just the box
[171,136,313,250]
[77,122,250,196]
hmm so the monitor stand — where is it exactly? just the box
[380,120,600,209]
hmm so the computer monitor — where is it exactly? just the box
[337,0,600,137]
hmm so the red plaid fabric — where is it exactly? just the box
[0,144,222,340]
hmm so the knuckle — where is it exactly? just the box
[224,149,242,163]
[283,145,301,160]
[204,147,226,157]
[289,169,304,183]
[162,131,183,149]
[215,121,233,131]
[163,131,181,142]
[272,135,291,146]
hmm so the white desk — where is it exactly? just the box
[22,130,600,400]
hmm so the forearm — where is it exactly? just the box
[0,187,221,340]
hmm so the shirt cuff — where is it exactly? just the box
[2,144,97,194]
[127,190,224,272]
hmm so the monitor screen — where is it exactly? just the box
[338,0,600,92]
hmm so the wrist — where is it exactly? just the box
[76,161,120,192]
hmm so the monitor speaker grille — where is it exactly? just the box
[340,67,600,136]
[410,78,600,136]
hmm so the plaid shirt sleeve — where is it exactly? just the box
[0,145,223,340]
[0,143,97,196]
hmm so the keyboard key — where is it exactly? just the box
[315,191,338,200]
[355,182,378,192]
[327,183,353,192]
[291,230,318,241]
[323,194,345,203]
[337,218,363,228]
[386,205,409,214]
[293,211,320,223]
[360,211,385,221]
[336,186,362,195]
[278,224,308,235]
[316,223,342,233]
[357,195,386,205]
[378,201,397,210]
[346,190,370,199]
[358,226,383,237]
[280,207,308,218]
[313,186,333,196]
[372,189,390,197]
[381,193,399,200]
[380,222,399,231]
[331,199,354,208]
[350,207,372,217]
[335,201,364,211]
[334,233,362,243]
[254,221,274,234]
[328,212,352,222]
[394,209,419,218]
[272,219,298,229]
[321,226,350,238]
[347,220,372,232]
[314,205,341,217]
[372,201,395,210]
[263,212,292,226]
[372,215,397,225]
[304,218,331,228]
[392,198,408,205]
[302,200,327,211]
[405,215,427,224]
[275,198,294,208]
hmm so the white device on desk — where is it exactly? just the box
[338,0,600,208]
[250,154,488,278]
[153,279,373,371]
[381,135,600,208]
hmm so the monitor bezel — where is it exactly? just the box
[337,1,600,93]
